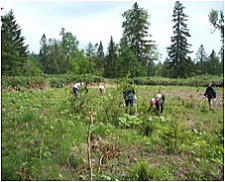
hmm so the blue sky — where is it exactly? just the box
[1,0,224,62]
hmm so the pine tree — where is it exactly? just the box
[167,1,193,78]
[97,41,105,75]
[104,36,118,78]
[121,2,157,73]
[1,10,29,76]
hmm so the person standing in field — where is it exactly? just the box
[123,86,136,115]
[203,83,216,110]
[148,91,165,115]
[99,84,105,95]
[72,82,81,96]
[133,94,138,115]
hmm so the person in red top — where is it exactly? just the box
[148,92,165,115]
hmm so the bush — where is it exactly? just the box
[2,74,109,91]
[159,119,190,154]
[2,76,48,91]
[128,161,153,181]
[129,75,223,87]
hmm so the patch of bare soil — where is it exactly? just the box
[139,89,224,111]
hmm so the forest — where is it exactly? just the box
[1,1,224,181]
[1,2,224,78]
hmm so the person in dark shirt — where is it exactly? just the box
[203,83,216,110]
[123,86,136,115]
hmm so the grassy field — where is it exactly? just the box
[2,84,224,180]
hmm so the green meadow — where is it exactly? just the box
[2,84,224,180]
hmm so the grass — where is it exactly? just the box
[1,85,224,180]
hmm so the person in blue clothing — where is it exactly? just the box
[123,86,136,114]
[203,83,216,110]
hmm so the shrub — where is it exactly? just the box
[160,119,189,154]
[118,114,143,128]
[128,161,153,181]
[129,75,223,87]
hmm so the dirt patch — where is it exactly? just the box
[138,89,224,110]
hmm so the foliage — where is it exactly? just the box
[2,76,48,91]
[128,161,153,180]
[117,44,142,77]
[129,75,223,87]
[209,9,224,67]
[23,56,43,76]
[1,85,223,180]
[39,28,80,74]
[128,161,173,181]
[118,113,142,128]
[2,74,108,90]
[159,119,190,154]
[119,2,157,77]
[1,10,29,76]
[67,51,96,75]
[104,36,118,78]
[167,1,194,78]
[205,50,221,75]
[195,44,208,75]
[97,41,105,75]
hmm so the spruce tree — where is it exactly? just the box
[121,2,156,74]
[39,33,48,73]
[1,10,29,76]
[104,36,118,78]
[167,1,193,78]
[97,41,105,75]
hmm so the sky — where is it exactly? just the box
[1,0,224,62]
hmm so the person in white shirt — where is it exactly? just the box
[99,84,105,95]
[72,82,81,96]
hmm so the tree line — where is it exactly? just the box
[1,1,224,78]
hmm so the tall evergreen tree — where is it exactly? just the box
[121,2,157,73]
[167,1,193,78]
[118,43,139,77]
[195,44,207,75]
[97,41,105,75]
[1,10,29,76]
[104,36,118,78]
[39,33,48,72]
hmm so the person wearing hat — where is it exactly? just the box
[203,83,216,110]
